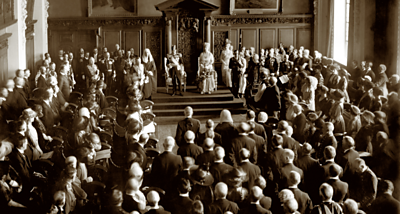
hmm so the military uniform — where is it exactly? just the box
[167,52,184,95]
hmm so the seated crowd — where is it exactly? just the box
[0,42,398,214]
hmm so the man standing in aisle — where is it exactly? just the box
[167,45,184,96]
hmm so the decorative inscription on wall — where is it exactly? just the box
[48,17,162,28]
[210,15,312,26]
[213,31,229,63]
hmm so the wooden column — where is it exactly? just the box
[166,18,173,54]
[205,17,211,43]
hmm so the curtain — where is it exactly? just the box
[326,0,335,58]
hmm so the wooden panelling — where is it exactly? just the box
[124,30,141,56]
[279,28,295,47]
[26,37,34,75]
[230,29,238,50]
[49,30,96,58]
[241,28,257,50]
[0,48,7,83]
[212,31,229,63]
[143,30,162,86]
[103,30,121,50]
[297,28,312,49]
[260,28,276,50]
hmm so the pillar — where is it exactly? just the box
[33,0,49,69]
[205,18,211,44]
[6,0,27,76]
[165,17,172,54]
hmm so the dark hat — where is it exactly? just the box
[350,105,361,116]
[329,89,345,101]
[189,165,214,186]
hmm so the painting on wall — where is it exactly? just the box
[230,0,279,14]
[88,0,137,17]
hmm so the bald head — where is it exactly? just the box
[324,122,334,133]
[237,122,251,133]
[246,110,256,121]
[147,191,160,206]
[139,133,149,145]
[214,146,225,161]
[354,158,366,173]
[319,183,333,200]
[203,138,214,151]
[342,136,355,150]
[343,199,358,214]
[324,146,336,160]
[206,119,214,129]
[251,186,264,202]
[279,189,294,203]
[283,149,295,164]
[240,148,250,161]
[184,106,193,117]
[215,182,228,199]
[183,156,195,169]
[288,171,301,186]
[184,131,195,143]
[301,143,312,155]
[284,198,299,213]
[258,112,268,123]
[65,156,77,168]
[163,136,175,151]
[128,162,143,182]
[126,178,140,192]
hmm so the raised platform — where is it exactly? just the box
[153,85,247,124]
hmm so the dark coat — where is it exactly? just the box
[253,122,267,140]
[259,84,281,113]
[197,131,222,147]
[316,135,337,160]
[336,148,359,170]
[229,135,257,166]
[168,196,193,214]
[215,122,237,153]
[292,113,307,143]
[248,133,267,165]
[145,207,171,214]
[266,147,285,183]
[122,193,141,213]
[260,123,273,151]
[8,149,32,187]
[177,143,203,160]
[151,151,182,192]
[295,154,323,194]
[128,143,147,170]
[175,118,201,147]
[209,198,240,214]
[369,193,400,214]
[350,168,378,209]
[196,150,215,166]
[326,178,348,203]
[279,163,304,190]
[41,101,55,135]
[239,161,261,189]
[241,203,271,214]
[289,188,313,214]
[58,74,70,101]
[210,162,233,184]
[321,161,343,182]
[37,75,48,89]
[280,133,300,160]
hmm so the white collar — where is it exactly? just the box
[179,193,190,197]
[248,131,255,134]
[239,133,248,136]
[329,176,339,180]
[325,159,335,163]
[148,205,160,210]
[288,185,297,189]
[214,159,224,163]
[17,147,25,155]
[241,159,250,163]
[251,201,260,205]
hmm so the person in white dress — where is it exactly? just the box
[220,39,233,88]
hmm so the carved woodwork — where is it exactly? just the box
[48,17,162,28]
[179,17,199,32]
[3,0,14,24]
[213,31,228,63]
[0,38,8,50]
[210,15,313,26]
[145,31,161,68]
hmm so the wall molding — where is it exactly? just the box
[210,14,313,26]
[0,33,12,50]
[48,17,163,29]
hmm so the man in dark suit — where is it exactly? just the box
[175,106,201,147]
[277,121,300,161]
[209,182,240,214]
[197,119,222,147]
[151,137,182,193]
[196,138,214,166]
[255,76,281,118]
[257,112,273,151]
[229,49,244,98]
[246,110,267,139]
[242,186,272,214]
[177,131,203,160]
[326,164,348,203]
[14,77,28,105]
[247,122,266,166]
[287,171,313,214]
[8,134,32,192]
[321,146,343,182]
[238,148,261,190]
[336,136,359,171]
[265,135,285,191]
[229,122,257,166]
[41,88,56,135]
[295,143,322,203]
[168,178,193,214]
[58,64,71,101]
[369,180,400,214]
[316,122,338,160]
[3,79,27,120]
[37,66,49,89]
[210,147,233,185]
[279,149,304,190]
[145,191,171,214]
[350,158,378,210]
[292,105,307,144]
[128,133,149,170]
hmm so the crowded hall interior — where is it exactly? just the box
[0,0,400,213]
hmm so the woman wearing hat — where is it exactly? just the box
[346,105,362,138]
[375,64,389,97]
[20,108,43,161]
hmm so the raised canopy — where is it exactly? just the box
[155,0,219,12]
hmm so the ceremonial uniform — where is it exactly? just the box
[167,52,184,95]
